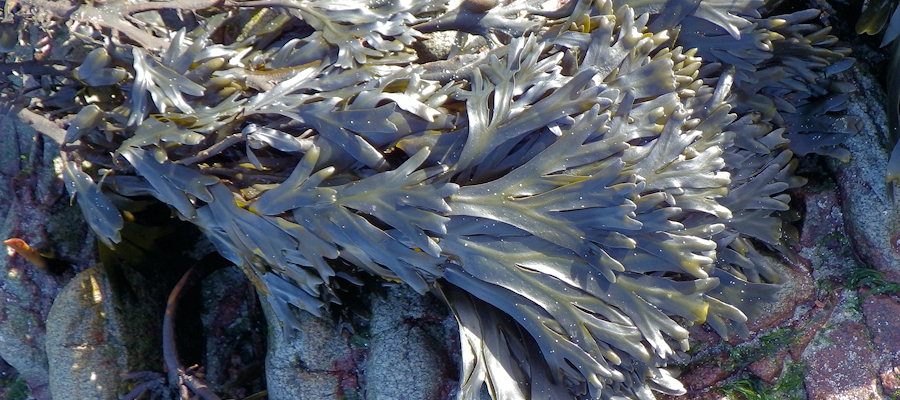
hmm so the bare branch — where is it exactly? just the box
[123,0,224,14]
[0,60,74,76]
[176,133,244,165]
[17,108,66,145]
[162,267,223,400]
[222,0,299,8]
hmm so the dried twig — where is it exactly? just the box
[177,133,244,165]
[0,60,74,76]
[164,267,222,400]
[17,108,66,145]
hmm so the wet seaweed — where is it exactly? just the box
[2,0,857,398]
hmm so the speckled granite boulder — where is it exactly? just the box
[45,264,160,400]
[363,285,456,400]
[264,283,458,400]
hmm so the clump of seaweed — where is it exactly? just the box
[2,0,853,398]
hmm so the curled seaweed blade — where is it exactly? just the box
[281,0,427,67]
[75,48,128,87]
[334,148,457,255]
[120,118,205,150]
[121,147,217,218]
[62,161,123,246]
[251,146,337,215]
[244,124,312,153]
[439,284,573,400]
[442,227,697,398]
[128,48,205,126]
[65,105,102,144]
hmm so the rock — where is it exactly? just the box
[200,266,266,398]
[795,179,858,287]
[861,294,900,396]
[747,350,787,383]
[363,285,454,400]
[677,353,733,394]
[801,291,882,400]
[0,112,96,400]
[414,30,462,62]
[747,259,815,335]
[881,365,900,398]
[263,283,457,400]
[828,65,900,283]
[45,264,161,400]
[787,303,833,362]
[263,301,352,400]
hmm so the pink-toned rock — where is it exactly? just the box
[881,365,900,395]
[746,263,815,335]
[789,298,836,360]
[802,320,881,400]
[677,354,734,393]
[829,66,900,283]
[861,294,900,395]
[748,350,787,383]
[658,388,728,400]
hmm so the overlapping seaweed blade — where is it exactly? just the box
[7,0,856,398]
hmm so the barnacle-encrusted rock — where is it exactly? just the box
[3,0,854,398]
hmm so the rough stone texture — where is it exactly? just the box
[45,264,160,400]
[363,285,454,400]
[675,353,732,394]
[0,112,95,400]
[788,303,833,363]
[862,294,900,397]
[746,259,815,335]
[200,266,267,398]
[801,292,882,400]
[264,283,457,400]
[264,301,352,400]
[747,351,788,383]
[795,179,857,284]
[828,65,900,283]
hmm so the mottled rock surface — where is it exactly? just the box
[263,301,353,400]
[862,294,900,396]
[828,64,900,283]
[200,266,267,397]
[363,285,455,400]
[45,265,160,400]
[0,112,94,400]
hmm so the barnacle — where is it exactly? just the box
[6,0,856,398]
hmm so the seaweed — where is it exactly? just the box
[3,0,858,398]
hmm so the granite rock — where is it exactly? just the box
[801,292,882,400]
[45,264,160,400]
[363,285,454,400]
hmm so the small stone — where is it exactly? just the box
[747,351,787,383]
